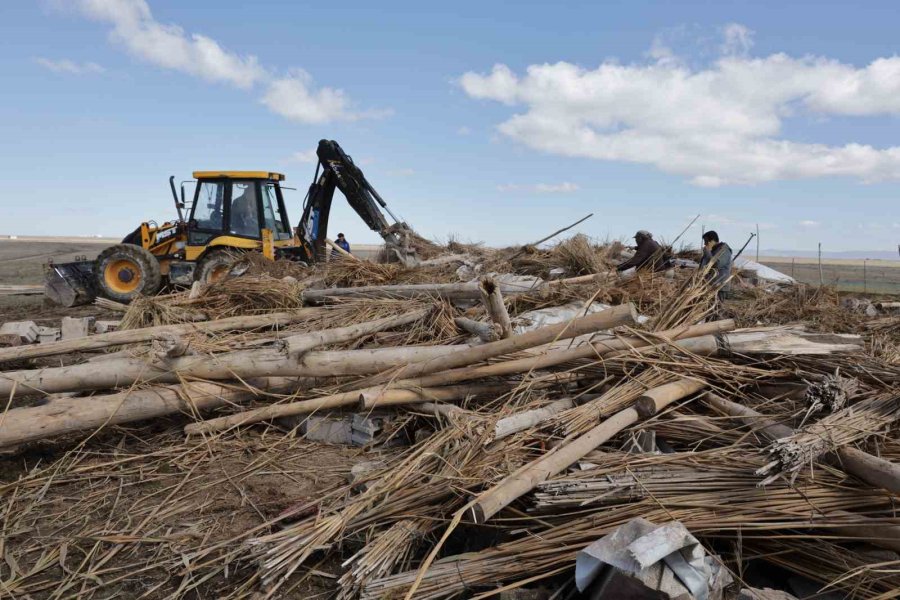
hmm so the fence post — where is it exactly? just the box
[864,259,868,294]
[791,258,795,279]
[818,243,824,287]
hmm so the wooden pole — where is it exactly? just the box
[185,320,733,435]
[284,309,428,356]
[479,277,512,339]
[0,377,308,449]
[818,242,824,286]
[705,392,900,495]
[325,237,359,261]
[357,383,513,410]
[469,378,707,523]
[301,281,542,303]
[492,397,575,440]
[755,223,760,262]
[509,213,594,259]
[453,317,498,343]
[0,344,465,399]
[0,310,322,364]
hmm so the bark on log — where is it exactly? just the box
[0,310,321,364]
[301,281,543,303]
[358,383,512,410]
[705,392,900,495]
[184,319,733,435]
[469,377,706,523]
[454,317,498,343]
[479,277,513,339]
[0,345,464,398]
[0,377,307,449]
[284,309,428,356]
[365,304,638,386]
[493,397,575,441]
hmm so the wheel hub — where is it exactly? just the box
[117,269,135,283]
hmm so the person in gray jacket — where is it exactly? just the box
[699,230,733,299]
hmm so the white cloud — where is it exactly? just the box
[721,23,754,56]
[457,126,472,135]
[459,26,900,186]
[799,220,820,227]
[70,0,374,123]
[35,57,105,74]
[387,168,416,177]
[284,149,318,164]
[497,182,579,193]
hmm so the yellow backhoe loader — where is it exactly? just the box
[45,140,417,306]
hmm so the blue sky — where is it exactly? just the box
[1,0,898,254]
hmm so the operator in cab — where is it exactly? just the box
[616,230,669,272]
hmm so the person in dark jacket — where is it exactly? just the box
[617,230,669,272]
[698,230,733,299]
[334,233,351,253]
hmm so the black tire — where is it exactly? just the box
[95,244,162,303]
[195,249,240,284]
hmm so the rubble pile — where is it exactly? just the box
[0,235,898,600]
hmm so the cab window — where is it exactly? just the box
[229,181,260,238]
[262,183,291,239]
[193,181,225,230]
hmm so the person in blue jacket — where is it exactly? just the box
[332,232,351,258]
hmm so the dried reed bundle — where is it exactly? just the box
[549,234,608,275]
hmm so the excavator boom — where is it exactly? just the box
[298,140,418,265]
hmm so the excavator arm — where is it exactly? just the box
[297,140,418,265]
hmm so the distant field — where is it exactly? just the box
[759,256,900,294]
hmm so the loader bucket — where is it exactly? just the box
[45,260,97,307]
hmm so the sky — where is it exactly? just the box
[1,0,899,255]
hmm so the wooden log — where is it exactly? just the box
[469,378,706,523]
[301,280,543,303]
[453,317,498,343]
[479,277,512,339]
[493,397,575,440]
[285,309,428,356]
[358,383,512,410]
[365,304,638,386]
[0,377,308,449]
[326,237,359,260]
[705,392,900,495]
[0,310,321,364]
[184,319,733,435]
[0,344,465,398]
[545,272,616,287]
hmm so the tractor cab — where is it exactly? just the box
[185,171,294,260]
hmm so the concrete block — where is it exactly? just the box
[37,326,61,344]
[351,412,394,446]
[61,316,95,341]
[0,321,39,344]
[94,320,121,334]
[0,334,22,347]
[304,415,353,445]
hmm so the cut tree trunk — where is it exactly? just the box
[185,319,732,435]
[469,377,707,523]
[492,397,575,440]
[301,281,544,303]
[454,317,498,343]
[0,377,309,449]
[705,392,900,495]
[0,345,465,399]
[358,383,513,410]
[0,310,322,364]
[479,277,512,339]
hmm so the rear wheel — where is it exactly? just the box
[96,244,162,303]
[195,250,240,284]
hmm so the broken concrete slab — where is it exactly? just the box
[94,320,121,334]
[304,415,353,445]
[37,327,61,344]
[61,316,95,341]
[0,321,39,344]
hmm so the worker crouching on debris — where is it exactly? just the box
[616,230,670,272]
[699,230,733,301]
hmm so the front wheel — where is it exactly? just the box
[96,244,162,303]
[195,250,240,284]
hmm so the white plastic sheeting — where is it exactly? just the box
[734,257,795,284]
